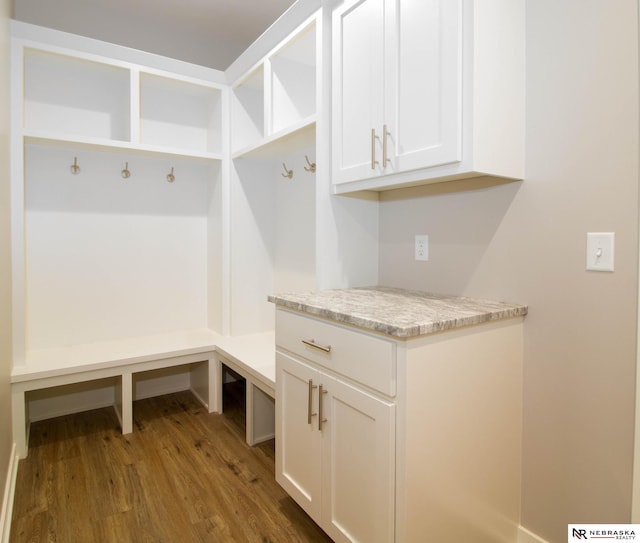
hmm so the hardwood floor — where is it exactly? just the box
[9,385,333,542]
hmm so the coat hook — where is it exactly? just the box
[304,155,316,173]
[121,162,131,179]
[166,167,175,183]
[281,162,293,179]
[70,156,80,175]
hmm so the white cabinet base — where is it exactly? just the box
[396,318,523,543]
[275,308,523,543]
[276,348,395,543]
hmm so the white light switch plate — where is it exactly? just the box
[586,232,614,272]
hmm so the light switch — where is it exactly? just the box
[586,232,615,272]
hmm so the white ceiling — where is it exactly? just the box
[13,0,298,69]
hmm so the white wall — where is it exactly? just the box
[378,2,639,541]
[24,146,212,349]
[0,0,13,531]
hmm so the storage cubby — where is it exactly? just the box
[229,146,317,336]
[26,377,120,422]
[13,39,226,371]
[268,22,316,135]
[231,66,265,154]
[24,145,221,350]
[140,73,223,156]
[132,362,210,404]
[227,15,320,333]
[24,48,130,142]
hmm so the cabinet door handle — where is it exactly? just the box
[383,124,391,168]
[301,339,331,353]
[318,384,328,431]
[371,128,379,170]
[307,379,318,425]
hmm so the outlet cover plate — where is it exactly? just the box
[415,234,429,261]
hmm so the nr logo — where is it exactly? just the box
[573,528,588,539]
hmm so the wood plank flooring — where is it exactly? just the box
[9,384,333,543]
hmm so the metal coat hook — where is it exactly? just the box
[70,157,80,175]
[121,162,131,179]
[304,155,316,173]
[166,167,175,183]
[281,162,293,179]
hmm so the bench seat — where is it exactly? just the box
[13,329,221,382]
[11,329,276,458]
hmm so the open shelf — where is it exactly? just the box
[230,18,317,159]
[231,66,265,154]
[24,48,130,142]
[24,130,223,162]
[23,48,225,162]
[140,73,223,156]
[268,22,316,136]
[231,116,315,159]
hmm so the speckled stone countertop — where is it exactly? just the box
[268,286,527,339]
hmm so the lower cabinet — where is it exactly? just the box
[275,307,524,543]
[276,351,395,543]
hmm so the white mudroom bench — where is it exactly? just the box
[11,330,275,458]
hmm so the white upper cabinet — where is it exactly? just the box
[332,0,386,182]
[332,0,460,186]
[332,0,525,193]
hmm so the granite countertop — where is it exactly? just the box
[268,286,527,339]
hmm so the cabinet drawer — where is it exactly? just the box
[275,309,396,396]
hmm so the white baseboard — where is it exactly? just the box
[133,383,191,401]
[29,398,115,422]
[0,444,18,543]
[518,525,550,543]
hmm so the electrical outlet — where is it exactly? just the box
[414,235,429,261]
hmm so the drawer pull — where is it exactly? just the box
[302,339,332,353]
[318,384,328,431]
[307,379,317,425]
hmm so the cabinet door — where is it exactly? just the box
[333,0,462,187]
[275,352,323,522]
[332,0,386,184]
[392,0,462,173]
[321,376,395,543]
